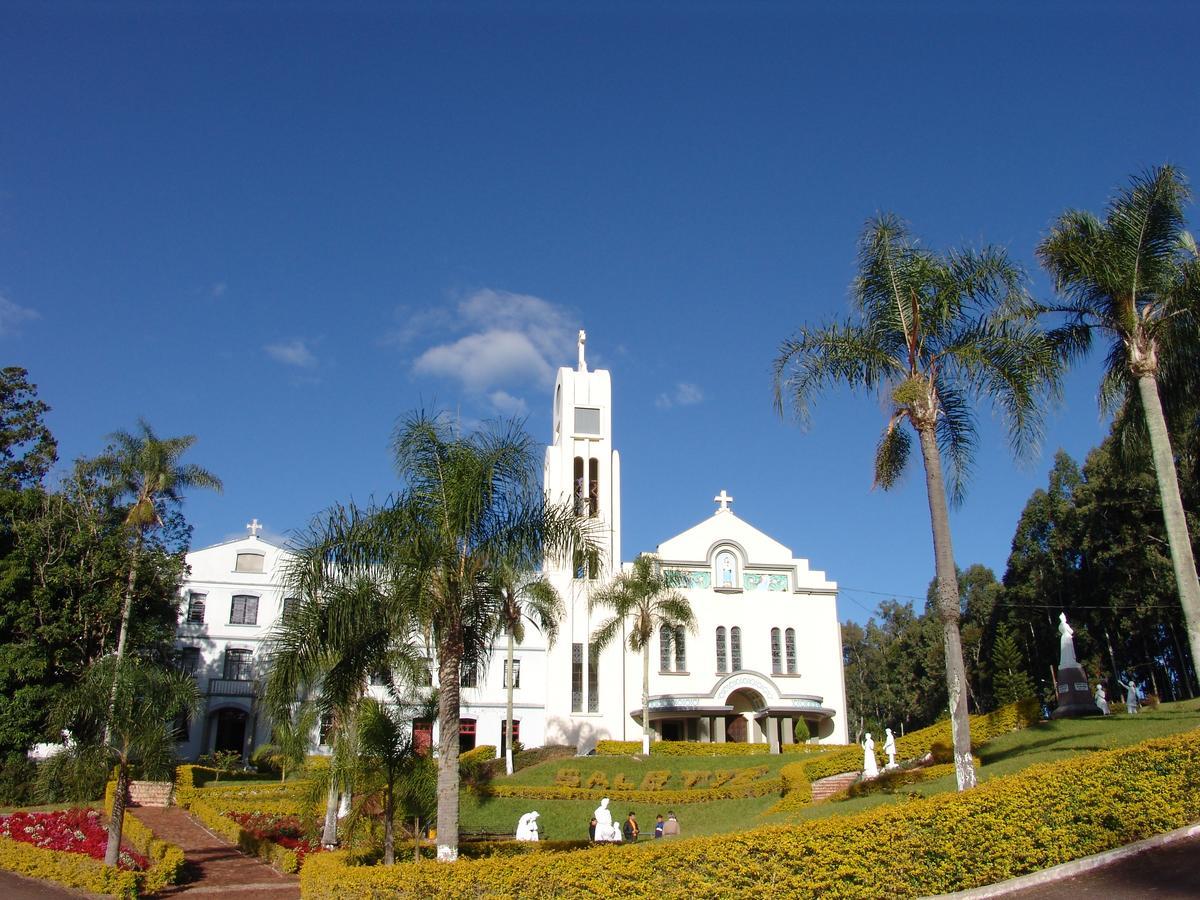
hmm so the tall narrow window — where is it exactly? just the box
[573,457,585,514]
[674,626,686,671]
[731,627,742,672]
[223,648,253,681]
[587,643,600,712]
[786,628,797,674]
[572,643,583,712]
[504,659,521,689]
[588,458,599,516]
[282,597,298,618]
[659,625,672,671]
[461,663,477,688]
[186,593,206,624]
[229,595,259,625]
[179,647,200,677]
[771,628,782,675]
[716,627,727,673]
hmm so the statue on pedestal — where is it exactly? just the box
[1058,613,1077,668]
[1051,612,1102,719]
[883,728,897,768]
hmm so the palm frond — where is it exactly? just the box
[872,416,910,491]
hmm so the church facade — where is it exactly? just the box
[173,335,848,759]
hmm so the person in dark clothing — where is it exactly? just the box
[588,817,597,841]
[654,814,665,838]
[623,811,639,842]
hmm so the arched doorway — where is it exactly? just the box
[726,689,764,743]
[213,708,247,757]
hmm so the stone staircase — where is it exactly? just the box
[810,772,860,803]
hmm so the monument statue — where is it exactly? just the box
[1094,684,1110,715]
[1118,677,1140,715]
[1051,611,1101,719]
[1058,612,1078,668]
[861,733,879,778]
[883,728,897,768]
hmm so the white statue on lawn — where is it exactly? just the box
[1118,676,1140,715]
[883,728,897,768]
[515,811,540,841]
[1094,684,1111,715]
[1058,612,1078,669]
[593,797,621,841]
[861,732,879,778]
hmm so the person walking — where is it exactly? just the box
[654,814,664,838]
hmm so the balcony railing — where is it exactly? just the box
[207,678,257,698]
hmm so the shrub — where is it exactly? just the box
[35,746,108,804]
[639,771,670,791]
[554,769,581,788]
[300,729,1200,899]
[0,754,36,807]
[459,745,497,790]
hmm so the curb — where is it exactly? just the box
[925,821,1200,898]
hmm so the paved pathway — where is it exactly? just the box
[994,832,1200,899]
[0,870,92,898]
[129,808,299,898]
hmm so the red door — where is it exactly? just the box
[413,720,433,755]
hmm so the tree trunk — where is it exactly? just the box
[104,764,128,867]
[642,642,651,755]
[505,630,515,776]
[916,426,976,790]
[321,764,339,847]
[414,816,421,863]
[435,632,462,862]
[1136,374,1200,683]
[105,532,142,746]
[383,783,394,865]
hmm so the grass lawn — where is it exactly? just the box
[467,699,1200,839]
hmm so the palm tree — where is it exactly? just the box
[275,413,598,862]
[493,560,563,774]
[53,656,198,867]
[256,701,318,782]
[356,696,436,865]
[1037,166,1200,676]
[589,553,696,756]
[773,214,1061,790]
[90,420,220,740]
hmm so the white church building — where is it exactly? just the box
[173,335,848,760]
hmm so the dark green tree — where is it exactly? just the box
[991,626,1035,705]
[775,214,1062,790]
[0,367,57,490]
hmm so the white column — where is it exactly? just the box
[767,717,780,754]
[713,716,726,743]
[698,717,711,743]
[781,716,794,746]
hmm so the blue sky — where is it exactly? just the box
[3,2,1197,623]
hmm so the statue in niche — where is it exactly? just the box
[718,552,735,588]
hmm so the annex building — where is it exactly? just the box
[174,334,848,760]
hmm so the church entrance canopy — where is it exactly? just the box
[630,670,838,749]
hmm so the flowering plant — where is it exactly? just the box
[0,808,148,870]
[226,811,322,863]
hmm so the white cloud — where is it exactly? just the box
[409,289,577,395]
[488,390,529,417]
[656,382,705,409]
[211,282,228,298]
[265,338,318,368]
[0,294,38,336]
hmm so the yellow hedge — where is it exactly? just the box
[186,794,304,874]
[300,728,1200,899]
[595,739,848,757]
[487,776,783,805]
[0,808,185,898]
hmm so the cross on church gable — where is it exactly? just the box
[714,490,734,512]
[246,518,263,538]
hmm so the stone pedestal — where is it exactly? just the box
[1051,665,1101,719]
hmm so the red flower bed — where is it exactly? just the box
[0,808,148,870]
[226,811,323,863]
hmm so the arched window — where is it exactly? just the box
[786,628,797,674]
[771,627,782,674]
[589,458,599,517]
[731,627,742,672]
[660,625,672,671]
[716,627,727,673]
[674,626,686,671]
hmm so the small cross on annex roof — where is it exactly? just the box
[714,489,733,513]
[246,518,263,538]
